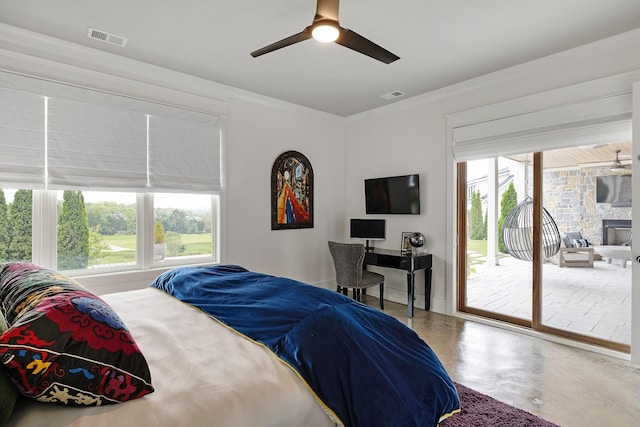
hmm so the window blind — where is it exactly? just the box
[0,87,46,188]
[148,114,221,193]
[0,70,222,193]
[47,97,148,191]
[452,94,632,161]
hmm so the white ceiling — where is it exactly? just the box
[2,0,640,117]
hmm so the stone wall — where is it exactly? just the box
[543,166,632,245]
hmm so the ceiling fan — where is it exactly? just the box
[250,0,400,64]
[610,149,631,171]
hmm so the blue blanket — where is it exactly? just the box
[150,265,459,427]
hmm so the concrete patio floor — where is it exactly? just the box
[465,253,631,345]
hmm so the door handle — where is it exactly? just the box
[636,256,640,263]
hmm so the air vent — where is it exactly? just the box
[87,28,128,47]
[380,90,406,100]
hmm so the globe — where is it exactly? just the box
[409,232,425,248]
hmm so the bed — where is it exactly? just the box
[1,263,460,427]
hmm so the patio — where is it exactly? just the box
[466,253,631,345]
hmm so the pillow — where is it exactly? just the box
[0,262,154,406]
[561,231,583,248]
[0,310,18,426]
[572,238,589,248]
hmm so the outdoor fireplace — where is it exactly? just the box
[602,219,632,245]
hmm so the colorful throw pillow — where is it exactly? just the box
[0,262,154,406]
[0,310,18,426]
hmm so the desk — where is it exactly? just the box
[363,249,432,318]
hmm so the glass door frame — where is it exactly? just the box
[456,153,630,353]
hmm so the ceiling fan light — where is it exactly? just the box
[312,24,339,42]
[610,149,631,171]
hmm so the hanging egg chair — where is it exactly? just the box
[501,196,561,261]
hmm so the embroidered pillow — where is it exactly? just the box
[0,262,154,406]
[0,310,18,426]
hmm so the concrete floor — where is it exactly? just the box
[361,297,640,427]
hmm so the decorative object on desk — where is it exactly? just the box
[402,231,425,254]
[441,382,559,427]
[271,150,314,230]
[409,232,425,250]
[401,231,412,253]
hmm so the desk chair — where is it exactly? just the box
[328,241,384,309]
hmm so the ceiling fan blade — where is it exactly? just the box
[315,0,339,21]
[336,28,399,64]
[251,30,312,58]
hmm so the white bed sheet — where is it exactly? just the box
[7,288,339,427]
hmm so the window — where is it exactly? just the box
[58,191,137,271]
[0,189,32,264]
[0,71,222,276]
[152,193,215,265]
[0,188,219,275]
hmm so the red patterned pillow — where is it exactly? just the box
[0,263,154,405]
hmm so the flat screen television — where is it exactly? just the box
[350,219,385,250]
[365,174,420,214]
[596,174,632,207]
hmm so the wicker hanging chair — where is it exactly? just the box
[501,196,561,261]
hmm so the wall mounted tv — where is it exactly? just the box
[365,174,420,214]
[596,174,632,207]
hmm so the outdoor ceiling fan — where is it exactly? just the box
[610,149,631,171]
[250,0,400,64]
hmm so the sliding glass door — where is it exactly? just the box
[459,156,534,327]
[458,143,632,352]
[539,144,632,350]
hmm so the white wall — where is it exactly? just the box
[225,97,345,284]
[344,106,449,310]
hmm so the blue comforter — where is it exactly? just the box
[150,265,459,427]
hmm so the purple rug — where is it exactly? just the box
[440,382,560,427]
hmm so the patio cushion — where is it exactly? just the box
[561,232,583,248]
[572,238,589,247]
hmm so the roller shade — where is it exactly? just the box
[452,94,632,161]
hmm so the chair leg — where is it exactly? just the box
[379,283,384,310]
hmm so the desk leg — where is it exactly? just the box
[406,272,415,318]
[425,268,432,311]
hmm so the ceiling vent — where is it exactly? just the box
[87,28,128,47]
[380,90,406,101]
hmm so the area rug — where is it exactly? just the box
[440,382,560,427]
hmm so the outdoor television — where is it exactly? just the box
[350,219,385,250]
[596,174,632,207]
[365,174,420,214]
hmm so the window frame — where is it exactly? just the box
[27,189,219,277]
